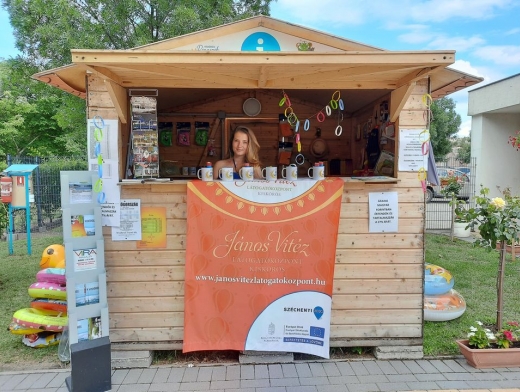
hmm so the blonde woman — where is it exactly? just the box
[213,126,262,179]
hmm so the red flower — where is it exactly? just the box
[503,330,514,341]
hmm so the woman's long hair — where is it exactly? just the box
[228,126,261,166]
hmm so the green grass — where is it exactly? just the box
[1,233,519,368]
[0,235,64,370]
[424,233,520,356]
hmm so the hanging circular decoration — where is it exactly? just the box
[243,98,262,117]
[335,125,343,136]
[310,138,329,159]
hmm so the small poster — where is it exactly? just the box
[398,128,428,171]
[71,215,96,237]
[137,207,167,249]
[369,192,399,233]
[111,199,142,241]
[73,248,97,272]
[69,182,93,204]
[77,316,103,342]
[75,281,100,307]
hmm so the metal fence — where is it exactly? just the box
[5,155,88,236]
[425,156,477,230]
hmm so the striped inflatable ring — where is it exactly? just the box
[12,308,68,332]
[8,321,42,335]
[31,298,67,313]
[36,268,66,284]
[424,263,454,295]
[28,282,67,300]
[424,289,466,322]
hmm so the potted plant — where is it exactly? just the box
[456,321,520,368]
[456,186,520,368]
[453,200,471,238]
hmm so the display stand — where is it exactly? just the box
[130,96,159,179]
[60,171,111,392]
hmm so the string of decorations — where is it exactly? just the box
[279,90,345,136]
[417,94,433,192]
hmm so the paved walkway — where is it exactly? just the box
[1,357,519,392]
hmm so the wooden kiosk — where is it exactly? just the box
[34,16,481,361]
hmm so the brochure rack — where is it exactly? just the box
[130,96,159,179]
[61,171,111,392]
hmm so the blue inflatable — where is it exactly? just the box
[424,263,454,295]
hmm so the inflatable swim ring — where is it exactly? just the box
[40,244,65,269]
[424,263,454,295]
[22,331,61,348]
[8,321,42,335]
[28,281,66,300]
[12,308,68,332]
[31,298,67,313]
[36,268,66,284]
[424,289,466,322]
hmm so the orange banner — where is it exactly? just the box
[183,178,343,357]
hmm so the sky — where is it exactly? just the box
[1,1,520,137]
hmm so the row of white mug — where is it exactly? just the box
[197,163,325,182]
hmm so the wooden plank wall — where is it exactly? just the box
[88,73,428,348]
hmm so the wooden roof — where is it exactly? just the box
[33,15,482,109]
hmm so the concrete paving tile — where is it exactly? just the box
[496,381,520,389]
[454,358,482,372]
[473,371,511,381]
[299,376,331,386]
[345,383,379,392]
[435,379,472,389]
[357,374,389,384]
[350,362,369,376]
[15,373,43,389]
[182,367,199,382]
[45,373,69,389]
[406,381,440,390]
[322,362,341,377]
[466,380,508,389]
[0,374,27,391]
[336,361,355,376]
[402,360,425,374]
[210,379,240,389]
[378,360,402,374]
[286,386,318,392]
[168,367,185,383]
[121,368,143,384]
[377,381,413,391]
[224,388,254,392]
[137,368,157,383]
[196,366,212,382]
[270,377,300,387]
[386,374,419,383]
[308,362,327,377]
[254,364,269,379]
[28,372,57,389]
[442,372,476,381]
[317,385,349,392]
[414,372,447,382]
[295,363,312,378]
[111,369,129,385]
[267,364,283,379]
[178,381,210,390]
[255,388,286,392]
[0,376,11,388]
[152,367,171,383]
[211,366,226,381]
[442,358,468,372]
[26,389,60,392]
[503,371,520,379]
[363,361,384,375]
[225,365,240,381]
[327,375,359,385]
[148,382,180,391]
[239,365,254,379]
[429,359,453,373]
[239,378,270,388]
[281,363,298,378]
[117,383,149,392]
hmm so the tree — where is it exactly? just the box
[456,136,471,164]
[3,0,273,68]
[429,97,461,159]
[1,0,274,160]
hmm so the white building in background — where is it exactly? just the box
[468,73,520,198]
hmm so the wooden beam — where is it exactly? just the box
[396,66,444,89]
[390,82,416,123]
[104,79,128,124]
[83,65,123,85]
[258,66,268,88]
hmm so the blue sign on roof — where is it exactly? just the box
[5,164,39,174]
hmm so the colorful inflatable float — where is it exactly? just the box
[28,281,67,300]
[12,308,68,332]
[36,268,66,285]
[424,289,466,322]
[424,263,454,295]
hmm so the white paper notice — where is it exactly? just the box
[398,128,428,171]
[369,192,398,233]
[111,199,142,241]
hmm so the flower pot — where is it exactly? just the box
[453,222,471,238]
[456,339,520,368]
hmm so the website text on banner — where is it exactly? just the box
[183,178,344,358]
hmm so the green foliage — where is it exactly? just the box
[430,97,462,159]
[456,136,471,164]
[460,187,520,250]
[0,202,8,237]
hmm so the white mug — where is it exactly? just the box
[262,166,277,180]
[282,164,298,181]
[308,165,325,180]
[239,166,254,181]
[219,167,234,182]
[197,167,213,181]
